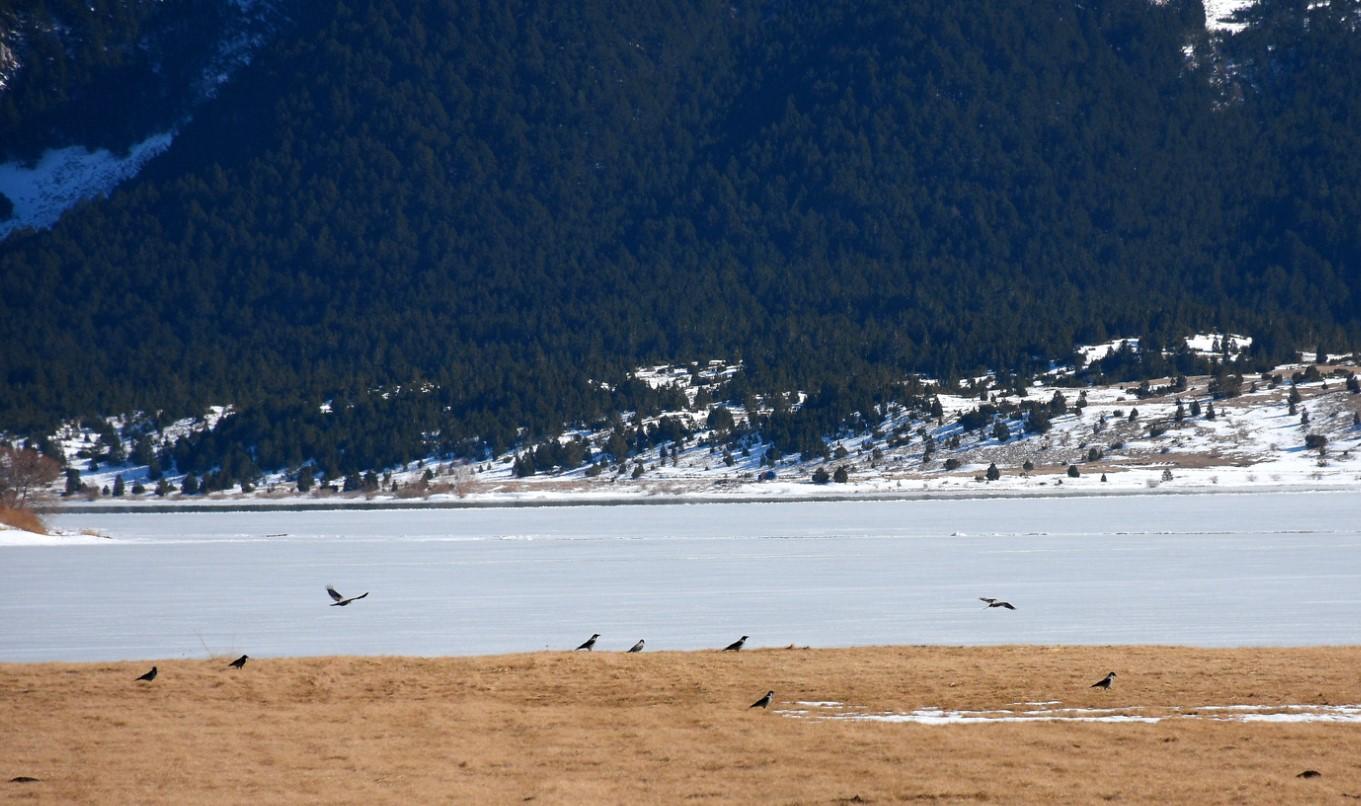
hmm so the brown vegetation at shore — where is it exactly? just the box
[4,646,1361,803]
[0,505,46,534]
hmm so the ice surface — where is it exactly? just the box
[3,491,1360,661]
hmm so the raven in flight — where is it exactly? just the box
[327,585,370,606]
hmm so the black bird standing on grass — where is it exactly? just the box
[135,666,157,682]
[227,654,249,670]
[327,585,369,607]
[723,635,748,652]
[750,690,774,709]
[1091,672,1116,690]
[627,639,645,653]
[576,633,600,651]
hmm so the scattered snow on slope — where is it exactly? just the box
[0,130,174,238]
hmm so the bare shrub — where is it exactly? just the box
[0,446,62,510]
[451,463,477,498]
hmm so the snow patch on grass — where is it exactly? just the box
[785,701,1361,725]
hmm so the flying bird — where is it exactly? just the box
[723,635,748,652]
[983,600,1016,610]
[135,666,158,682]
[978,597,998,604]
[750,690,774,709]
[627,639,645,653]
[327,585,369,606]
[576,633,600,651]
[1091,672,1116,690]
[227,654,249,670]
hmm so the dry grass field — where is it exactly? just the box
[5,645,1361,804]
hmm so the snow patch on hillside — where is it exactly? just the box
[0,130,173,239]
[1204,0,1256,32]
[1184,332,1251,358]
[1077,339,1139,366]
[0,0,285,240]
[1073,333,1250,368]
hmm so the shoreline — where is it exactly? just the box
[36,479,1358,514]
[7,641,1361,666]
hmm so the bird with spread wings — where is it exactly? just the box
[327,585,370,606]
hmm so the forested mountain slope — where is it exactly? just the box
[1,0,1357,466]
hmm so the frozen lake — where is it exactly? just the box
[4,492,1360,661]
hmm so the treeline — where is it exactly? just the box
[1,0,1359,476]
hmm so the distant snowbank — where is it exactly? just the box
[0,524,110,546]
[45,475,1361,515]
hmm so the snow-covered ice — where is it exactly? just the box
[3,491,1360,662]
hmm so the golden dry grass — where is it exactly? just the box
[0,506,47,534]
[4,646,1361,804]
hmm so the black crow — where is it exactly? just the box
[723,635,748,652]
[627,639,645,653]
[135,666,158,682]
[327,585,369,606]
[750,690,774,709]
[227,654,249,670]
[576,633,600,651]
[1090,671,1116,690]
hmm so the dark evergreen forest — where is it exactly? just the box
[1,0,1358,475]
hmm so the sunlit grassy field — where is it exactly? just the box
[5,646,1361,803]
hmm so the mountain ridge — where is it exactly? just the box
[1,0,1358,476]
